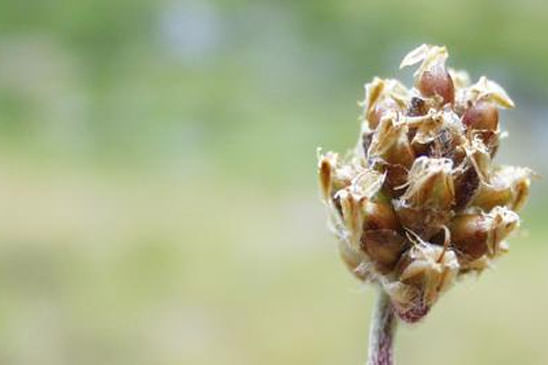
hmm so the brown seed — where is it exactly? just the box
[362,199,399,231]
[360,229,407,273]
[462,100,499,131]
[449,214,489,261]
[417,62,455,105]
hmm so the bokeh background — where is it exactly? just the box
[1,0,547,364]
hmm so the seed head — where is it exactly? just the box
[318,44,533,323]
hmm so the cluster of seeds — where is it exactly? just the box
[318,44,532,323]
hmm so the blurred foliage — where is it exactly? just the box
[0,0,547,364]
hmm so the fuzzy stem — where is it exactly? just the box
[367,289,397,365]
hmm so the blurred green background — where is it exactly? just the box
[1,0,547,364]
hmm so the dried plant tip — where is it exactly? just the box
[318,152,336,201]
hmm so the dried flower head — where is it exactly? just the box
[318,44,533,324]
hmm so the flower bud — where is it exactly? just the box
[401,157,455,210]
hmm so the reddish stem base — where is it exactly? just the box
[367,290,397,365]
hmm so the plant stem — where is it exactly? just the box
[367,289,397,365]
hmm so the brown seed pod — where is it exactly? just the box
[362,199,400,231]
[361,229,407,274]
[417,63,455,105]
[449,214,489,262]
[450,206,519,264]
[400,44,454,105]
[462,99,499,131]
